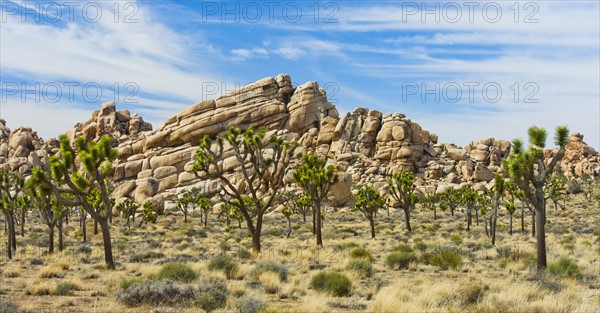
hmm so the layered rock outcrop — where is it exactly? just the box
[2,74,599,208]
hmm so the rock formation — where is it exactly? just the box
[1,74,599,208]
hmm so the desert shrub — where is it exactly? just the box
[310,272,352,297]
[120,278,143,290]
[392,243,414,253]
[415,242,428,253]
[346,259,373,278]
[349,247,374,262]
[496,246,512,259]
[450,233,463,245]
[208,255,239,279]
[385,251,417,270]
[236,247,252,259]
[157,262,197,283]
[55,282,78,296]
[338,242,360,250]
[340,228,358,236]
[460,283,488,305]
[196,277,228,313]
[428,248,463,270]
[547,257,582,279]
[0,300,19,313]
[252,262,288,282]
[30,258,44,266]
[237,294,265,313]
[116,279,196,307]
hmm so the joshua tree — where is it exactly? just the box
[0,169,25,260]
[503,125,569,270]
[505,180,520,235]
[196,195,213,227]
[293,153,339,247]
[387,170,418,232]
[30,135,119,269]
[440,187,461,217]
[353,185,386,238]
[460,185,480,231]
[192,127,296,254]
[421,191,440,220]
[491,175,505,245]
[279,190,312,224]
[28,180,65,254]
[176,189,195,223]
[139,200,157,227]
[116,198,139,230]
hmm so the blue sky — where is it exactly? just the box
[1,0,599,149]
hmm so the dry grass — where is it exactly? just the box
[0,189,597,312]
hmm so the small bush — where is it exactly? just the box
[450,234,463,245]
[259,272,280,294]
[208,255,239,279]
[460,283,488,305]
[55,282,78,296]
[428,248,463,270]
[30,258,44,266]
[392,243,414,253]
[415,242,428,253]
[157,262,197,283]
[349,247,374,262]
[116,279,196,307]
[120,278,143,290]
[252,262,288,282]
[547,257,582,279]
[237,294,265,313]
[496,246,512,259]
[346,259,373,278]
[0,300,20,313]
[386,251,417,270]
[196,277,228,313]
[236,247,252,259]
[310,272,352,297]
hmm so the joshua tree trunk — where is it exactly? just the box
[535,190,547,270]
[492,194,499,245]
[475,208,479,226]
[369,217,376,239]
[433,207,437,220]
[20,208,25,237]
[286,217,292,238]
[466,208,472,231]
[509,213,513,235]
[9,212,16,252]
[403,207,412,232]
[99,219,115,269]
[94,220,98,235]
[531,209,536,237]
[312,209,316,235]
[58,219,64,252]
[48,226,55,254]
[521,202,525,233]
[316,201,323,246]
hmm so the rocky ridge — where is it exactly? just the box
[1,74,598,209]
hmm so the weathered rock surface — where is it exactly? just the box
[1,74,598,209]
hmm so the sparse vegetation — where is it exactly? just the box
[156,262,197,283]
[310,272,352,297]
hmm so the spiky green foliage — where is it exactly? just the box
[0,168,26,259]
[140,200,157,226]
[503,125,570,270]
[387,170,418,232]
[176,189,195,223]
[116,198,139,229]
[192,127,297,253]
[420,191,441,219]
[29,135,119,269]
[440,187,461,216]
[196,194,214,227]
[353,186,386,238]
[293,153,339,247]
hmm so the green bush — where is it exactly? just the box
[310,272,352,297]
[55,282,78,296]
[252,262,288,282]
[428,248,463,270]
[547,257,582,279]
[392,243,414,253]
[196,277,228,313]
[120,278,143,290]
[349,247,374,262]
[450,234,463,245]
[157,262,197,283]
[386,251,417,270]
[208,255,239,279]
[236,247,252,259]
[346,259,373,278]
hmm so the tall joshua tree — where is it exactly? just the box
[387,170,418,232]
[30,135,119,269]
[293,153,338,247]
[354,185,386,238]
[0,169,25,260]
[192,127,296,254]
[503,125,569,271]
